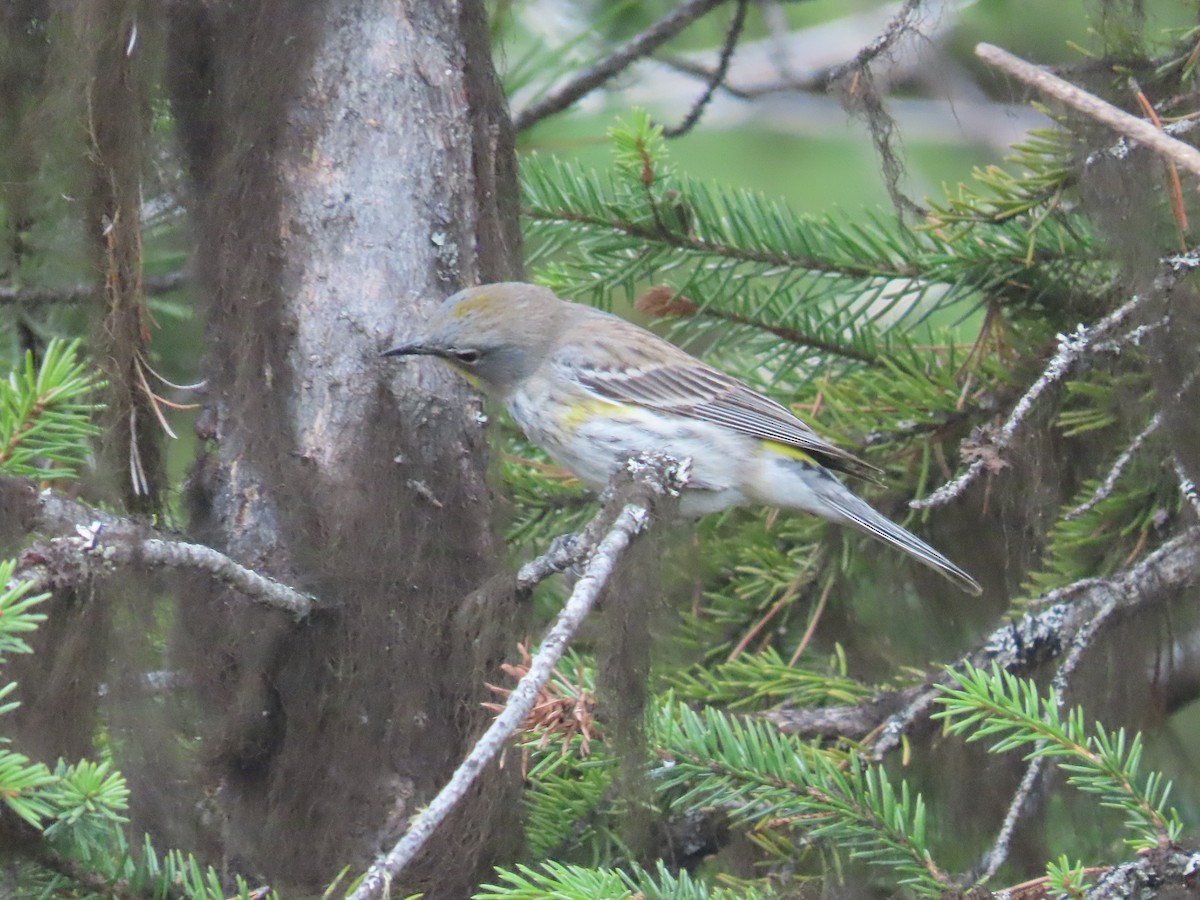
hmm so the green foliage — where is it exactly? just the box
[654,702,946,894]
[499,40,1193,890]
[0,338,102,480]
[477,859,770,900]
[0,345,276,899]
[1044,854,1088,898]
[0,559,49,657]
[502,666,1188,897]
[936,663,1182,850]
[0,563,54,829]
[15,831,276,900]
[670,647,868,710]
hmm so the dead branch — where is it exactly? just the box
[347,452,689,899]
[913,293,1144,510]
[765,527,1200,753]
[0,271,186,307]
[513,0,730,131]
[976,42,1200,181]
[2,476,314,618]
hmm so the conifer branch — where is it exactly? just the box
[973,594,1122,883]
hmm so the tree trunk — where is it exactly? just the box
[168,1,521,892]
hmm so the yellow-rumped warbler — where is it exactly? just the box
[384,283,981,595]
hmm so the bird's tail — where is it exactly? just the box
[815,476,982,595]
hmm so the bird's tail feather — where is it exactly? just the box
[817,479,982,595]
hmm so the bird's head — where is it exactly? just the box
[382,282,570,396]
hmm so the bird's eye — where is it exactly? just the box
[451,348,482,365]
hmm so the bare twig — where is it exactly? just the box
[14,530,316,620]
[766,528,1200,751]
[1066,413,1162,520]
[513,0,730,132]
[820,0,924,89]
[976,42,1200,181]
[918,248,1200,511]
[2,477,315,618]
[653,0,953,100]
[913,294,1144,509]
[0,270,186,306]
[347,454,688,899]
[661,0,749,138]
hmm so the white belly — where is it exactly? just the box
[506,388,750,516]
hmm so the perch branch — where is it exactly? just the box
[346,453,688,899]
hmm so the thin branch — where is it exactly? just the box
[976,42,1200,181]
[1066,412,1162,520]
[513,0,730,132]
[2,476,315,618]
[524,206,919,280]
[14,530,316,620]
[820,0,925,89]
[346,453,688,899]
[0,270,186,307]
[766,528,1200,751]
[654,0,949,100]
[661,0,749,138]
[912,293,1145,509]
[875,528,1200,759]
[515,532,587,589]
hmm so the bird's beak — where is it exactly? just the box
[381,342,440,358]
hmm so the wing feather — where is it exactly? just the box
[564,334,878,479]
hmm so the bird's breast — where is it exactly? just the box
[505,386,751,513]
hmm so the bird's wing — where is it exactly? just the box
[568,341,879,480]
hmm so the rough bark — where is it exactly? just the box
[167,0,522,892]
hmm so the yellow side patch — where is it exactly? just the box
[558,397,626,433]
[449,292,494,319]
[761,440,817,465]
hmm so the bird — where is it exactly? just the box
[383,282,981,595]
